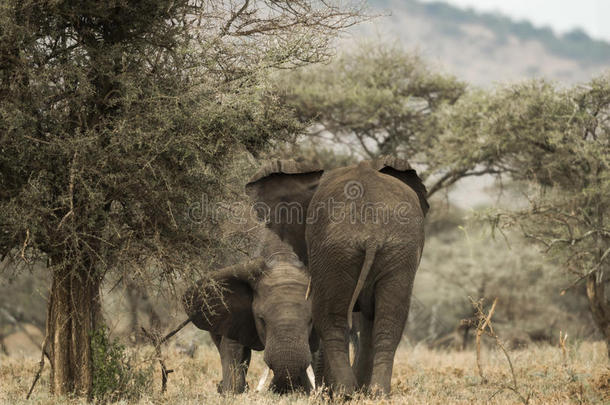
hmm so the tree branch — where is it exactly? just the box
[427,168,503,198]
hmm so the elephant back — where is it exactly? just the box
[369,156,429,216]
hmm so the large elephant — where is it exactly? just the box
[247,156,428,396]
[307,156,428,395]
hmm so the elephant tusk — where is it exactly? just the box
[305,278,312,300]
[255,366,271,392]
[306,365,316,389]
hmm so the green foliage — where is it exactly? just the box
[434,76,609,274]
[276,42,465,161]
[91,327,151,403]
[429,75,610,349]
[0,0,363,285]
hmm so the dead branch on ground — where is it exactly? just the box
[559,331,576,382]
[470,297,532,405]
[25,334,48,399]
[141,318,191,393]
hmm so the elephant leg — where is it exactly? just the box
[312,339,336,391]
[369,273,414,395]
[312,344,326,388]
[312,288,357,394]
[310,246,363,395]
[353,312,374,389]
[217,335,251,394]
[312,292,355,394]
[322,323,355,395]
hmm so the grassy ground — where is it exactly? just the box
[1,335,608,404]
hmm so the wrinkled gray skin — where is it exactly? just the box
[247,157,428,396]
[183,229,317,394]
[307,159,427,395]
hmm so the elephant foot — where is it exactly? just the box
[325,380,358,401]
[216,380,248,394]
[367,384,389,398]
[327,388,356,402]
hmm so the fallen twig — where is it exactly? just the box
[155,318,192,346]
[559,331,576,382]
[559,331,568,366]
[140,318,191,394]
[26,334,48,399]
[141,327,173,393]
[472,297,497,383]
[470,297,532,405]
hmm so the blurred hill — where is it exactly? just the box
[358,0,610,85]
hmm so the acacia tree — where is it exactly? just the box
[433,77,610,357]
[275,43,466,188]
[0,0,363,397]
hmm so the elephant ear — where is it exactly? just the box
[182,259,265,351]
[245,159,323,265]
[371,156,429,216]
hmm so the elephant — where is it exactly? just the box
[182,229,317,394]
[183,161,324,394]
[246,156,428,396]
[244,159,323,266]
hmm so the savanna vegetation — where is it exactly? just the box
[0,0,608,403]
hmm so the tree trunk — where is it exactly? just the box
[587,202,610,360]
[46,264,102,397]
[586,271,610,360]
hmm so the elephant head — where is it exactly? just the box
[246,159,323,265]
[182,231,317,393]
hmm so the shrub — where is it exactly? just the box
[91,327,151,403]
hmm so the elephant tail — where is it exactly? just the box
[347,239,377,329]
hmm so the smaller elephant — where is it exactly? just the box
[182,230,317,394]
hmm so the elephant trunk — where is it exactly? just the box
[264,335,312,393]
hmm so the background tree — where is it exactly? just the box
[276,43,466,156]
[0,0,363,397]
[274,43,506,196]
[433,77,610,357]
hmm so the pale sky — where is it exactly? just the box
[420,0,610,41]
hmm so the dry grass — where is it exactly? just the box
[1,333,608,405]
